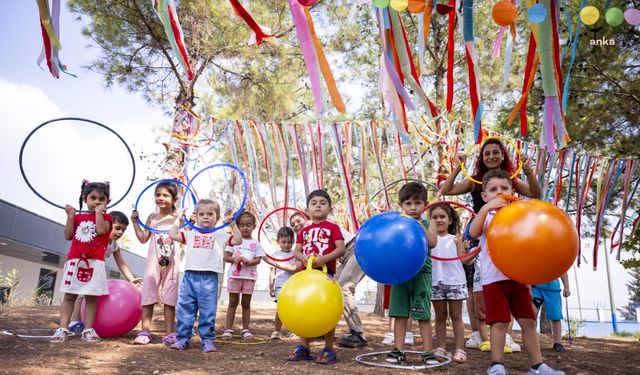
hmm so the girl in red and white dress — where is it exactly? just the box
[51,181,112,343]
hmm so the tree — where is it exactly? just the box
[618,267,640,321]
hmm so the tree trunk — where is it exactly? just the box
[539,305,552,334]
[373,283,385,316]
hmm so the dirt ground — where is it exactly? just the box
[0,306,639,375]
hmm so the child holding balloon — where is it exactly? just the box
[288,189,346,365]
[386,182,438,366]
[221,211,265,341]
[51,181,112,343]
[264,226,301,339]
[168,200,242,352]
[429,203,471,363]
[131,181,180,346]
[468,170,564,375]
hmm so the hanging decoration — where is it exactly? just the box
[152,0,194,80]
[35,0,75,78]
[229,0,277,46]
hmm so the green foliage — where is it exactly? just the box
[618,267,640,321]
[566,316,586,337]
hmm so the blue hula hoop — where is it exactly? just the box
[182,164,248,233]
[134,179,198,233]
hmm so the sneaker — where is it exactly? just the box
[488,363,508,375]
[201,339,217,353]
[133,331,152,345]
[337,331,368,348]
[552,343,566,352]
[314,347,337,365]
[80,328,101,342]
[505,334,522,352]
[287,345,312,361]
[170,338,189,350]
[466,331,482,348]
[404,332,414,345]
[527,363,565,375]
[68,321,85,334]
[382,332,394,346]
[385,347,406,364]
[421,351,439,366]
[50,327,70,343]
[270,331,282,340]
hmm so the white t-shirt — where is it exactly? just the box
[225,238,265,280]
[271,250,299,289]
[180,230,230,273]
[479,211,509,286]
[431,234,466,286]
[104,241,119,259]
[472,258,483,292]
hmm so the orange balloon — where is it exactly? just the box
[487,200,578,285]
[492,1,518,26]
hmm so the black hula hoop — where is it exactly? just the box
[18,117,136,211]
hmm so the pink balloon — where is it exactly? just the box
[298,0,318,5]
[81,279,142,338]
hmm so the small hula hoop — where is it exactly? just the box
[182,163,248,233]
[424,201,480,262]
[215,335,268,345]
[18,117,136,211]
[134,179,198,234]
[459,136,523,185]
[257,207,308,262]
[1,329,75,339]
[355,350,452,370]
[367,178,439,213]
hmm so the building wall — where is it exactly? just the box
[0,254,63,305]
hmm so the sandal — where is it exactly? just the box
[162,332,178,346]
[453,349,468,363]
[421,351,439,366]
[241,329,254,341]
[270,331,282,340]
[287,345,312,361]
[434,347,447,358]
[220,329,234,341]
[314,347,337,365]
[133,331,151,345]
[50,327,70,343]
[81,328,101,342]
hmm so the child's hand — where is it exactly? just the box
[131,278,143,287]
[312,255,327,267]
[65,204,76,217]
[223,209,234,224]
[522,156,534,175]
[452,153,466,169]
[454,235,462,246]
[485,197,508,211]
[131,210,139,221]
[269,288,275,298]
[95,203,107,214]
[563,288,571,298]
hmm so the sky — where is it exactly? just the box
[0,2,636,319]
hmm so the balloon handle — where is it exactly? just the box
[306,255,328,274]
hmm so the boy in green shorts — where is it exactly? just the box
[386,182,438,365]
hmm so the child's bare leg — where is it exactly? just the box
[519,318,543,365]
[466,289,478,331]
[140,305,154,332]
[274,312,283,332]
[226,293,240,330]
[551,320,562,344]
[164,305,176,334]
[418,319,434,352]
[300,336,311,348]
[324,328,335,348]
[388,316,394,331]
[433,300,448,349]
[449,300,465,350]
[393,317,408,350]
[59,293,78,328]
[70,298,82,323]
[83,296,97,329]
[478,319,490,341]
[489,322,508,363]
[241,294,252,331]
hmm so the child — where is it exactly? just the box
[469,170,565,375]
[288,189,346,365]
[221,211,265,340]
[68,211,142,333]
[168,200,241,351]
[264,226,301,339]
[385,182,438,365]
[429,203,470,363]
[131,181,180,345]
[532,273,571,352]
[51,181,112,343]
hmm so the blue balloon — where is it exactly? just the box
[354,212,427,285]
[528,4,547,24]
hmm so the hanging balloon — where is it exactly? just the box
[580,6,600,26]
[492,1,518,26]
[605,8,624,26]
[527,4,547,24]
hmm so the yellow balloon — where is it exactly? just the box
[277,258,343,338]
[580,6,600,26]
